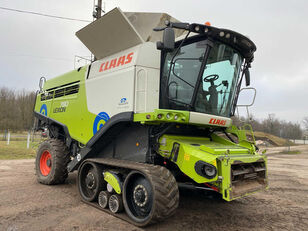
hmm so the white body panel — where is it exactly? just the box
[135,66,160,113]
[189,112,232,127]
[85,42,160,117]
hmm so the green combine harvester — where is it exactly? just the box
[33,8,268,226]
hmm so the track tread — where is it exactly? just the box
[147,165,179,224]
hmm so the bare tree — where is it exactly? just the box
[303,117,308,131]
[232,113,304,140]
[0,87,35,132]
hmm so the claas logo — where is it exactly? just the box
[209,118,227,126]
[99,52,134,72]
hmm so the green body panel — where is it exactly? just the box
[34,67,97,144]
[43,70,83,90]
[217,154,268,201]
[158,128,268,201]
[159,135,219,183]
[134,109,190,124]
[104,171,122,194]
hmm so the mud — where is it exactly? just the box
[1,146,308,231]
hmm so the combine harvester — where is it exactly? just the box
[33,8,268,226]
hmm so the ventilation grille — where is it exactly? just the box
[41,82,80,101]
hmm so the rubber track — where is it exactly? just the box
[80,158,179,227]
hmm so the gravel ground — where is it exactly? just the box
[0,146,308,231]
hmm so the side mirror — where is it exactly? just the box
[244,68,250,86]
[39,77,46,92]
[237,87,256,107]
[157,27,175,51]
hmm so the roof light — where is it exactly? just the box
[205,21,211,26]
[219,31,225,37]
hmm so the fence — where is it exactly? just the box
[1,131,43,149]
[293,139,307,145]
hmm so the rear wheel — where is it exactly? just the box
[78,161,105,202]
[35,139,69,185]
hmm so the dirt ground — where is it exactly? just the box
[1,146,308,231]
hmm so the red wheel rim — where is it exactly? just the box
[40,150,52,176]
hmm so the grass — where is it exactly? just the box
[251,131,294,146]
[0,141,39,159]
[279,150,301,155]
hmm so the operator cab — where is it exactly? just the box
[158,22,256,119]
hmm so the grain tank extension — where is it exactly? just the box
[33,8,268,226]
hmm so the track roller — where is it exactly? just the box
[109,194,123,213]
[98,191,111,208]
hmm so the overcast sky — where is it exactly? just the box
[0,0,307,124]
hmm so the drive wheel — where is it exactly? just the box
[78,161,105,202]
[123,167,179,226]
[35,139,69,185]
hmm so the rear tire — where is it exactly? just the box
[35,139,70,185]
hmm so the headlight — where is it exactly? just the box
[202,165,217,178]
[195,161,217,179]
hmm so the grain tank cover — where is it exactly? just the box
[76,7,182,59]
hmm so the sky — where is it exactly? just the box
[0,0,307,124]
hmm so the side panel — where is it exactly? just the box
[34,68,97,144]
[86,66,136,117]
[189,111,232,127]
[95,124,150,162]
[134,66,160,113]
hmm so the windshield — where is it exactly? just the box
[161,39,243,117]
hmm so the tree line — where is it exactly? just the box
[233,114,305,140]
[0,87,36,132]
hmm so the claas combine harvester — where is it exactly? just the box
[33,8,268,226]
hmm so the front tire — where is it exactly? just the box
[35,139,70,185]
